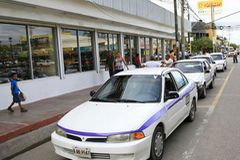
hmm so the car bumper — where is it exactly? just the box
[51,132,152,160]
[216,64,224,70]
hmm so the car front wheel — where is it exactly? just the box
[200,84,207,98]
[150,126,164,160]
[187,99,197,122]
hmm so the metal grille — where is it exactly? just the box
[86,138,107,142]
[91,153,110,159]
[66,134,82,141]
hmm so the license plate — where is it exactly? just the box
[73,147,91,159]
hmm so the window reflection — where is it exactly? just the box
[62,29,79,74]
[78,30,94,71]
[145,37,150,61]
[124,35,137,65]
[0,23,30,84]
[98,33,119,68]
[98,33,108,67]
[140,37,146,62]
[30,26,57,78]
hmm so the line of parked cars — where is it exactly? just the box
[51,52,227,160]
[175,52,227,99]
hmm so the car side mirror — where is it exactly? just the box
[204,67,210,73]
[212,61,216,64]
[205,69,210,73]
[165,91,179,101]
[90,90,96,97]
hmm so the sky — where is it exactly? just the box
[151,0,240,44]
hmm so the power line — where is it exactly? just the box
[213,11,240,23]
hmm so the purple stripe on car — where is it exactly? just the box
[57,82,196,137]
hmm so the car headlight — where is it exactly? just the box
[56,127,66,137]
[107,132,145,143]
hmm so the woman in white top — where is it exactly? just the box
[114,53,129,74]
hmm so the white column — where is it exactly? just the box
[119,33,124,57]
[56,25,65,79]
[93,29,100,73]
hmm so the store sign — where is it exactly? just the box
[198,0,223,10]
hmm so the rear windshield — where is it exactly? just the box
[175,62,203,73]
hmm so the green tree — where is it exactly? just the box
[230,43,238,50]
[192,37,213,54]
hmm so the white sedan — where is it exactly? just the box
[210,52,227,72]
[175,59,214,98]
[51,68,198,160]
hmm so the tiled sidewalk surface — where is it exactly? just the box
[0,86,99,143]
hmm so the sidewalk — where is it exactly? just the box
[0,85,99,159]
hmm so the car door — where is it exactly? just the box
[171,71,190,119]
[203,61,212,86]
[164,71,186,135]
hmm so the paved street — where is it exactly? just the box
[12,59,240,160]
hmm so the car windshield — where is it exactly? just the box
[91,75,162,103]
[211,55,223,60]
[175,62,203,73]
[192,57,211,63]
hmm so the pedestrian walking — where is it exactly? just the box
[143,55,161,68]
[233,51,238,63]
[7,72,27,112]
[105,51,115,77]
[114,53,129,74]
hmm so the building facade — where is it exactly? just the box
[0,0,191,110]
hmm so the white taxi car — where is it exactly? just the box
[210,52,227,72]
[51,68,198,160]
[191,54,217,77]
[175,59,214,98]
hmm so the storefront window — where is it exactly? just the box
[62,29,79,74]
[113,34,119,52]
[131,36,138,63]
[145,37,150,61]
[124,35,131,64]
[124,35,137,65]
[140,37,145,62]
[30,26,57,79]
[0,23,31,84]
[158,39,162,60]
[98,33,108,67]
[98,32,119,68]
[79,30,94,71]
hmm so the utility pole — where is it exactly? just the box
[211,0,215,52]
[180,0,185,59]
[187,3,191,53]
[174,0,179,60]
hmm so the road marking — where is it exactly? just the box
[182,66,235,160]
[197,105,213,108]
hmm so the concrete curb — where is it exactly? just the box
[0,122,57,160]
[0,112,68,143]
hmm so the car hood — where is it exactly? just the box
[58,101,162,135]
[184,73,204,83]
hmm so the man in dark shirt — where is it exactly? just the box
[105,51,115,77]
